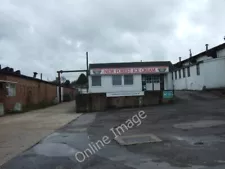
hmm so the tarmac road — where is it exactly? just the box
[2,91,225,169]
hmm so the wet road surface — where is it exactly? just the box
[2,91,225,169]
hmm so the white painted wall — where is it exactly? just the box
[203,58,225,88]
[89,74,172,93]
[173,57,225,90]
[164,73,173,90]
[89,75,142,93]
[173,64,204,90]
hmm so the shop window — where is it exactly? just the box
[124,75,133,85]
[179,70,181,79]
[183,68,186,78]
[196,64,200,75]
[175,71,177,79]
[151,76,160,83]
[112,75,122,86]
[92,76,101,86]
[144,75,160,83]
[187,67,191,77]
[6,83,16,96]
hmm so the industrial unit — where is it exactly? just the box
[88,61,174,97]
[172,43,225,90]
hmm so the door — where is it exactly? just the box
[142,75,160,91]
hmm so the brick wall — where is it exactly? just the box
[0,74,75,112]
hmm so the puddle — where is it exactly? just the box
[173,135,225,145]
[174,120,225,130]
[33,143,79,157]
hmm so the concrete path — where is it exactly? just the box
[0,101,81,166]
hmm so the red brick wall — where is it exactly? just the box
[1,74,75,112]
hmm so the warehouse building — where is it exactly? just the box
[172,43,225,90]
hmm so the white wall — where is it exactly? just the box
[203,58,225,88]
[164,73,173,90]
[89,75,142,93]
[173,64,204,90]
[173,57,225,90]
[89,74,172,93]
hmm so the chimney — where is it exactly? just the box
[40,73,42,80]
[189,49,192,57]
[179,57,182,62]
[205,44,209,51]
[33,72,38,78]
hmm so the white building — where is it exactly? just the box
[171,43,225,90]
[88,61,173,97]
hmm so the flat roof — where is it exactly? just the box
[90,61,173,71]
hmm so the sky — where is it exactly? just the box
[0,0,225,81]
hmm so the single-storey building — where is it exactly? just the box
[171,43,225,90]
[88,61,174,96]
[0,67,75,116]
[75,61,175,112]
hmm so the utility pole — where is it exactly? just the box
[58,71,61,103]
[86,52,89,93]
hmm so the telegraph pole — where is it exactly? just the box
[57,71,61,103]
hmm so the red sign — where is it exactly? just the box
[91,67,168,75]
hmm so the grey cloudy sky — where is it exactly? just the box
[0,0,225,80]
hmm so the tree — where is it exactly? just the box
[51,77,59,84]
[71,80,76,86]
[63,80,71,87]
[76,73,88,85]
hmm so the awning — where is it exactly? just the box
[0,80,17,84]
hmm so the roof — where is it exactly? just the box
[0,70,56,85]
[0,80,17,84]
[89,61,174,71]
[174,42,225,66]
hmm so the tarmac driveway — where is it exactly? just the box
[2,91,225,169]
[88,91,225,168]
[0,101,81,166]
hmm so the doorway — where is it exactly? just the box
[142,75,161,91]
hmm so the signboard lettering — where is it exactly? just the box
[91,67,168,75]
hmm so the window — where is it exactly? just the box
[175,71,177,79]
[196,64,200,75]
[187,67,190,77]
[178,70,181,79]
[183,68,186,78]
[91,76,101,86]
[151,76,160,83]
[112,75,122,85]
[124,75,133,85]
[6,83,16,96]
[144,75,160,83]
[172,73,174,80]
